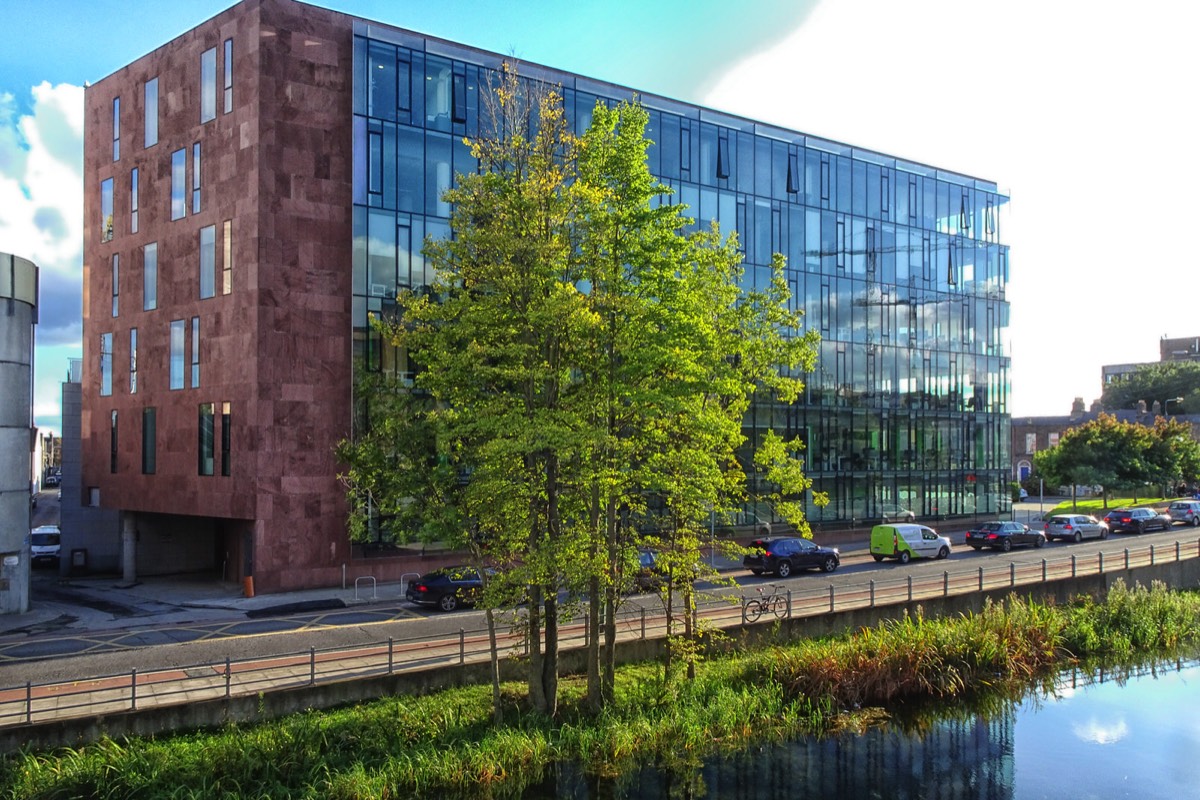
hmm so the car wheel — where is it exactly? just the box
[1100,527,1109,539]
[1034,535,1045,548]
[1137,521,1145,535]
[822,556,838,573]
[970,545,982,551]
[775,560,793,579]
[872,554,884,562]
[1001,538,1012,553]
[898,550,911,564]
[1074,531,1082,543]
[750,569,763,576]
[1192,516,1200,528]
[438,593,459,612]
[937,546,949,559]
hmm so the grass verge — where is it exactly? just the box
[3,580,1199,799]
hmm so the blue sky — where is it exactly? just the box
[3,0,1199,437]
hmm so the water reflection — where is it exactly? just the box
[520,653,1200,799]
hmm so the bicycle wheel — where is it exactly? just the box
[744,599,764,623]
[771,595,788,619]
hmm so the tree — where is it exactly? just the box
[1102,361,1200,415]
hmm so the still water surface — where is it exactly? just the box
[525,654,1200,799]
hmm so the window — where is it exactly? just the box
[171,149,186,220]
[144,78,158,147]
[1049,432,1060,448]
[169,319,185,390]
[100,333,113,396]
[192,142,202,213]
[199,403,215,476]
[199,225,215,298]
[110,411,118,474]
[717,135,730,180]
[130,168,139,233]
[222,220,232,294]
[786,152,799,194]
[111,254,119,317]
[190,316,200,387]
[201,47,217,123]
[101,178,114,241]
[221,401,231,476]
[129,328,138,394]
[112,97,120,161]
[142,407,156,474]
[223,38,233,113]
[452,71,466,124]
[143,242,157,311]
[1025,433,1037,453]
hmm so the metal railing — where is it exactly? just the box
[1,537,1197,729]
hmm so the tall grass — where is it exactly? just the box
[4,581,1200,799]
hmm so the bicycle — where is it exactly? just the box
[743,585,789,623]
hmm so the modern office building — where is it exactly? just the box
[82,0,1011,593]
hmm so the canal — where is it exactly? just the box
[522,650,1200,799]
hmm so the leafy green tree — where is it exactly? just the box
[1102,361,1200,414]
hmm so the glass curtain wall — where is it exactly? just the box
[350,30,1011,525]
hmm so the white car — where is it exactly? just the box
[30,525,61,567]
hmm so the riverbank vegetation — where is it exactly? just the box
[4,581,1199,799]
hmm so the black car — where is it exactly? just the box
[965,521,1045,552]
[1102,507,1172,534]
[743,537,839,578]
[405,566,487,611]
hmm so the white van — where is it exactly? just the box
[30,525,61,567]
[870,523,951,564]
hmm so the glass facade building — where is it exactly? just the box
[350,26,1011,525]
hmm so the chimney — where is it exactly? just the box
[1090,399,1102,413]
[1070,397,1085,416]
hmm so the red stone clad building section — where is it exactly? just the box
[82,0,356,592]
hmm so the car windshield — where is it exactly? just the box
[1049,517,1071,525]
[31,532,60,546]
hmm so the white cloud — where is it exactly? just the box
[704,0,1200,416]
[0,82,85,434]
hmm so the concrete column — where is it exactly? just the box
[121,513,137,584]
[0,253,37,615]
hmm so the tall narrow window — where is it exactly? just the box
[143,242,158,311]
[198,403,215,476]
[142,407,156,474]
[200,47,217,123]
[190,316,201,387]
[786,152,799,194]
[716,136,730,180]
[169,319,185,390]
[100,333,113,396]
[144,77,158,147]
[881,172,890,214]
[223,38,233,113]
[130,168,139,233]
[192,142,202,213]
[170,148,185,220]
[199,225,215,298]
[129,328,138,394]
[452,71,467,123]
[220,401,231,476]
[112,97,120,161]
[222,220,233,294]
[111,254,119,317]
[101,178,114,241]
[110,411,119,474]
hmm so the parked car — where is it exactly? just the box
[1168,500,1200,527]
[44,473,60,488]
[405,566,488,611]
[29,525,61,567]
[880,504,915,522]
[869,524,951,563]
[743,537,840,577]
[1103,507,1172,534]
[1044,514,1109,543]
[964,520,1045,552]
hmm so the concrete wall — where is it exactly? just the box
[5,557,1200,752]
[0,253,37,615]
[59,380,122,576]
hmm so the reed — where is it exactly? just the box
[4,582,1200,799]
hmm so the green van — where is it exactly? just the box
[869,523,952,564]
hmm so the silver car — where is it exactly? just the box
[1168,500,1200,527]
[1044,514,1108,543]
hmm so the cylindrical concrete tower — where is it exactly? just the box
[0,252,38,615]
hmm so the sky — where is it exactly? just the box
[3,0,1198,437]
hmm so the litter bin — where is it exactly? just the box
[70,548,88,574]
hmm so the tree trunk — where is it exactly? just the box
[586,575,602,710]
[527,585,547,713]
[542,592,559,717]
[485,606,503,724]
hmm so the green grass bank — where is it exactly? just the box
[3,580,1199,799]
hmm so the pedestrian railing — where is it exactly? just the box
[1,537,1196,729]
